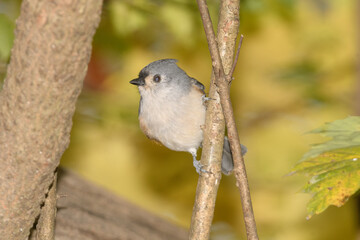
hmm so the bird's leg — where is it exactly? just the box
[190,149,208,174]
[192,153,202,174]
[202,94,214,103]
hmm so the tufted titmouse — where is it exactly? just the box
[130,59,246,175]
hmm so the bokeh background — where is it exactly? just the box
[0,0,359,239]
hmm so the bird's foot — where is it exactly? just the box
[192,157,210,174]
[190,149,209,174]
[202,95,214,103]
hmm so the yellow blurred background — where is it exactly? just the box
[0,0,358,239]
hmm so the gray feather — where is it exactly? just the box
[221,136,247,175]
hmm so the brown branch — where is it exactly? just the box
[0,0,103,238]
[189,30,226,240]
[196,0,259,239]
[189,0,242,238]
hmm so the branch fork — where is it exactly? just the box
[190,1,259,240]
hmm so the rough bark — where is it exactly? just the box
[0,0,103,239]
[189,0,241,239]
[54,168,188,240]
[30,172,58,240]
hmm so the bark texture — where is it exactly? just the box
[196,0,259,239]
[54,168,188,240]
[189,0,241,239]
[31,172,58,240]
[0,0,102,239]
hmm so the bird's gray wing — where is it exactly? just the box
[190,77,205,94]
[221,136,248,175]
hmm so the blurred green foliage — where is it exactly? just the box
[0,14,14,61]
[0,0,20,81]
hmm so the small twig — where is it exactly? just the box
[228,34,244,81]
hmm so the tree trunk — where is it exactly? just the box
[0,0,103,239]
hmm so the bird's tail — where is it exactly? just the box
[221,136,247,175]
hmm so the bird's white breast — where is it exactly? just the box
[138,86,206,153]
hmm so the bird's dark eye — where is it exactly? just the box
[153,74,161,83]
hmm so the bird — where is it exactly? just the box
[130,59,246,174]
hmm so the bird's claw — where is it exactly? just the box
[191,150,210,174]
[193,159,210,174]
[202,95,214,103]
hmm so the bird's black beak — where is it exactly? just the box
[130,77,145,86]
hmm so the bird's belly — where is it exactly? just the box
[162,122,203,152]
[139,113,204,152]
[139,89,206,153]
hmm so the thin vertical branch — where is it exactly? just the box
[229,35,244,80]
[196,0,259,239]
[189,17,227,240]
[189,0,242,238]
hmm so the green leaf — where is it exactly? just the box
[0,14,15,61]
[291,116,360,219]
